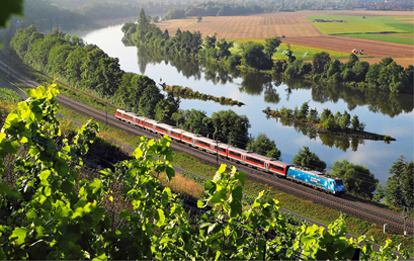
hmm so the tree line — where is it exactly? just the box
[164,2,264,20]
[276,52,413,94]
[123,9,282,71]
[10,25,254,149]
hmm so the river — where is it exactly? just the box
[67,22,413,185]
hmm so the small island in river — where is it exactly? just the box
[161,84,245,106]
[263,103,396,142]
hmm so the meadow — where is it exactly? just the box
[341,33,414,45]
[307,15,413,35]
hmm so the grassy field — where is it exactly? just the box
[307,15,413,35]
[341,33,414,45]
[229,39,366,60]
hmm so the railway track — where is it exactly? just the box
[0,56,412,236]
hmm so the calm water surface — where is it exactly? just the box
[71,23,413,185]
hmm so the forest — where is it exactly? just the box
[9,25,253,150]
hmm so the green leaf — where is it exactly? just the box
[0,182,21,199]
[235,171,246,186]
[27,85,46,99]
[133,147,143,159]
[217,164,226,175]
[156,209,165,226]
[39,170,51,181]
[204,180,216,192]
[197,200,207,208]
[44,186,52,196]
[165,165,175,182]
[10,227,27,245]
[214,250,221,261]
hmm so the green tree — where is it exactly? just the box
[331,160,378,199]
[164,7,186,19]
[339,111,351,130]
[264,36,281,59]
[202,33,216,49]
[211,110,250,148]
[139,83,164,118]
[344,53,359,69]
[307,108,318,122]
[241,42,272,70]
[215,39,232,59]
[365,63,381,88]
[351,115,365,131]
[299,102,309,119]
[182,109,210,136]
[352,61,370,82]
[292,146,326,171]
[247,133,281,160]
[319,108,332,122]
[197,15,202,21]
[326,59,342,79]
[282,48,296,63]
[385,156,414,208]
[313,52,331,75]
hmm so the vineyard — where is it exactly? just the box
[0,83,410,260]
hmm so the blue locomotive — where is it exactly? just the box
[287,166,345,195]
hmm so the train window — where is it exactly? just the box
[245,156,264,165]
[229,151,241,158]
[335,180,344,186]
[115,111,122,116]
[182,135,193,142]
[269,164,284,172]
[171,131,180,137]
[125,115,132,120]
[146,123,153,128]
[157,126,167,133]
[136,119,143,124]
[197,140,210,147]
[217,147,226,153]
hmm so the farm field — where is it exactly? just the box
[340,33,413,45]
[307,15,413,35]
[155,10,413,67]
[157,13,323,39]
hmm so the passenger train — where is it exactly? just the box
[115,109,346,195]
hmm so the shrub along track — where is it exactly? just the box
[1,57,413,236]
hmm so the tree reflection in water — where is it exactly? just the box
[132,45,413,117]
[239,72,280,104]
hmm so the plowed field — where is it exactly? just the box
[157,13,323,39]
[156,10,413,66]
